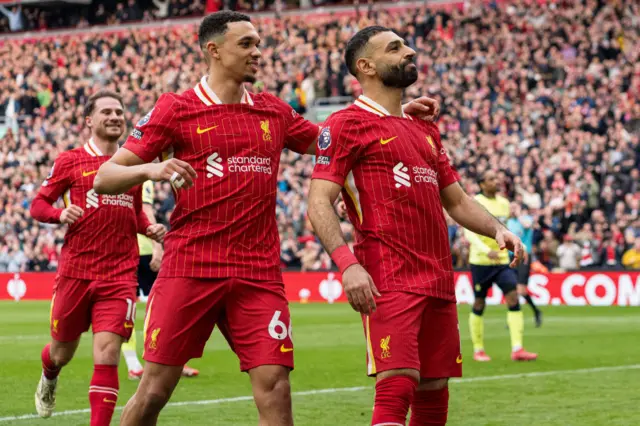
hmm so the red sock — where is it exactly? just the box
[409,387,449,426]
[41,343,60,380]
[371,375,417,426]
[88,364,119,426]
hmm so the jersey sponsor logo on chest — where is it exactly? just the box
[85,189,134,209]
[393,162,438,188]
[206,152,273,178]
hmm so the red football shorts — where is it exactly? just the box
[142,277,294,371]
[363,291,462,378]
[49,275,137,342]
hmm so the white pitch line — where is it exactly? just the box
[1,364,639,422]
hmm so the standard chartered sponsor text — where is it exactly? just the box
[102,194,134,208]
[228,156,272,174]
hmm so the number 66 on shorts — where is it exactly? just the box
[142,276,295,372]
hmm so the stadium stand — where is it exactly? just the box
[0,0,638,273]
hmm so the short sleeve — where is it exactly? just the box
[142,180,154,205]
[268,95,319,154]
[432,128,459,190]
[38,152,73,202]
[123,94,180,163]
[311,115,363,186]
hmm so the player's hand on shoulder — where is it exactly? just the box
[402,96,440,121]
[341,264,381,315]
[146,159,197,189]
[495,228,527,267]
[60,205,84,225]
[146,224,166,243]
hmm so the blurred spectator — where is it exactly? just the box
[621,238,640,270]
[0,5,23,32]
[0,0,639,272]
[557,235,581,271]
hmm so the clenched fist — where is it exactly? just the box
[60,205,84,225]
[147,159,197,189]
[146,224,166,243]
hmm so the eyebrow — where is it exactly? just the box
[238,35,260,44]
[385,40,405,52]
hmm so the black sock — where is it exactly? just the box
[523,294,538,313]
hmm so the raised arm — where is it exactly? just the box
[291,96,440,156]
[441,182,525,267]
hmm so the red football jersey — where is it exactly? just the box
[123,77,319,280]
[312,96,460,301]
[34,140,147,281]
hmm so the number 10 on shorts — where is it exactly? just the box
[268,310,292,341]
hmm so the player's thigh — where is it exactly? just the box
[495,266,518,296]
[470,265,495,299]
[221,280,294,372]
[142,277,227,366]
[418,297,462,378]
[517,259,531,286]
[363,291,424,377]
[92,280,138,340]
[50,275,92,342]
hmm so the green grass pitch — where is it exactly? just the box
[0,302,638,425]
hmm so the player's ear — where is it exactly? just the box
[85,115,92,129]
[205,40,220,60]
[356,57,376,77]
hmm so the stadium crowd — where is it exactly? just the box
[0,0,639,273]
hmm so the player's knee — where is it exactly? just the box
[253,370,291,405]
[416,377,448,391]
[138,387,172,414]
[93,337,122,365]
[505,290,520,310]
[472,298,485,315]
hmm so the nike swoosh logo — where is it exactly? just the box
[124,323,134,329]
[280,344,293,353]
[196,125,218,134]
[82,170,97,177]
[380,136,398,145]
[456,355,463,364]
[103,398,117,404]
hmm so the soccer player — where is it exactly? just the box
[30,91,166,425]
[464,170,538,362]
[507,202,542,327]
[307,26,526,426]
[121,180,200,379]
[92,11,440,426]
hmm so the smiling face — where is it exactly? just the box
[202,20,262,84]
[85,96,125,142]
[357,30,418,88]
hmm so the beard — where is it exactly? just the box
[379,60,418,89]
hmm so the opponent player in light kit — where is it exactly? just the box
[465,170,538,362]
[308,27,526,426]
[30,91,166,425]
[121,179,200,379]
[93,11,440,426]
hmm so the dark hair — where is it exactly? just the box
[344,26,391,77]
[477,169,492,185]
[198,10,251,48]
[83,90,123,117]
